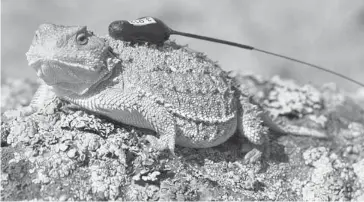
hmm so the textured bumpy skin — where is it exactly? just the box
[20,24,326,160]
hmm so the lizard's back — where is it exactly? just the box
[108,39,240,147]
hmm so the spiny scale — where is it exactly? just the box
[109,39,237,124]
[108,16,364,88]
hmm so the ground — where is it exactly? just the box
[1,75,364,201]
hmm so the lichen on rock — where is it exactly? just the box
[263,75,323,119]
[1,75,364,201]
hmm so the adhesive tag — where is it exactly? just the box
[128,17,157,26]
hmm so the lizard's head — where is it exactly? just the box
[26,24,118,95]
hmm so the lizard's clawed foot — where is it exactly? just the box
[144,134,176,156]
[243,147,263,164]
[242,142,270,164]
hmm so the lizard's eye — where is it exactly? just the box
[76,33,88,45]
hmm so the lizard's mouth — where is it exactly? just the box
[30,52,117,95]
[37,49,119,96]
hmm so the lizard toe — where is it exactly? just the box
[243,147,263,164]
[145,134,176,156]
[242,141,271,164]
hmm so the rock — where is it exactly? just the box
[1,75,364,201]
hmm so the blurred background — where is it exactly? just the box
[2,0,364,91]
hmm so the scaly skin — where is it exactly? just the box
[8,24,327,162]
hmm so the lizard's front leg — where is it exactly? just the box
[137,94,176,155]
[92,89,177,155]
[237,96,270,163]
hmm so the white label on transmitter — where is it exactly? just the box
[128,17,157,26]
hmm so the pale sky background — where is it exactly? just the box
[2,0,364,91]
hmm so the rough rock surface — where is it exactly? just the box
[1,74,364,201]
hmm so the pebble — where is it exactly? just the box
[67,148,77,158]
[59,143,69,152]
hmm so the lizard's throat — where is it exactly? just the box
[40,55,121,96]
[49,68,114,96]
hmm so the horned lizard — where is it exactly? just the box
[4,24,327,162]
